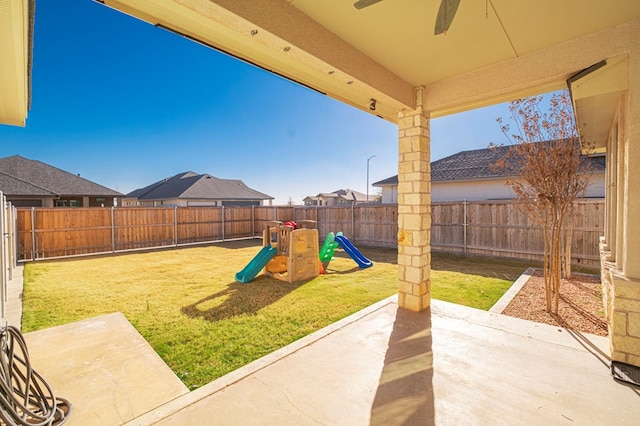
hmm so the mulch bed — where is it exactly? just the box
[501,269,608,336]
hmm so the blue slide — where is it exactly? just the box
[235,245,277,283]
[334,235,373,269]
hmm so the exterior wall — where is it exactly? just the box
[432,179,514,202]
[6,196,48,207]
[186,200,219,207]
[600,46,640,367]
[305,196,364,206]
[122,198,265,207]
[122,198,188,207]
[586,173,606,199]
[378,173,604,204]
[87,196,116,207]
[380,185,397,204]
[11,196,117,208]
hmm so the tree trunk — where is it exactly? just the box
[564,215,573,279]
[542,218,552,313]
[551,207,562,315]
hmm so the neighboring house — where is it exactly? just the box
[303,189,375,206]
[0,155,122,207]
[373,145,606,203]
[123,171,273,207]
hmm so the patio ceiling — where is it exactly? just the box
[98,0,640,124]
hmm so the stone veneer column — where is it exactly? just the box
[396,87,431,312]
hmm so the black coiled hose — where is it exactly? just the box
[0,326,72,425]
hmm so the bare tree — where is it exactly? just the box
[492,90,594,314]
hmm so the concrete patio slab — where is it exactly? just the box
[23,313,189,425]
[118,296,639,425]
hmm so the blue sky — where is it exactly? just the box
[0,1,514,205]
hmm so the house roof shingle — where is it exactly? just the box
[0,155,122,196]
[310,189,370,202]
[373,144,605,187]
[125,172,273,201]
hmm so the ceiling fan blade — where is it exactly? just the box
[354,0,384,10]
[434,0,461,35]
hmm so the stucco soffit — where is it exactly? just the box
[100,0,414,122]
[423,19,640,118]
[570,55,629,153]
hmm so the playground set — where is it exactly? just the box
[235,220,372,283]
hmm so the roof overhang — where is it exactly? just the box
[99,0,414,121]
[4,1,638,127]
[568,55,629,154]
[97,0,640,123]
[0,0,33,127]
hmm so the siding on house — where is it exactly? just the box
[373,144,606,203]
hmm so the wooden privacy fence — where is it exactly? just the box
[430,199,604,266]
[16,200,604,266]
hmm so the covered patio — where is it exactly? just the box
[2,0,640,424]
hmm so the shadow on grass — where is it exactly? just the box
[324,265,361,275]
[205,238,263,250]
[431,252,539,281]
[338,246,397,264]
[181,276,309,321]
[215,241,576,283]
[344,245,533,281]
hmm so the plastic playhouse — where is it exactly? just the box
[235,221,373,283]
[235,220,319,283]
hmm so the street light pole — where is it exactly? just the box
[367,155,375,204]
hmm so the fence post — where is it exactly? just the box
[352,204,355,242]
[174,206,178,246]
[31,207,36,261]
[463,200,468,254]
[251,205,255,237]
[110,207,116,253]
[222,206,225,241]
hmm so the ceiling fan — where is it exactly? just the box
[354,0,461,35]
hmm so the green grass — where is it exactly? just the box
[22,240,529,389]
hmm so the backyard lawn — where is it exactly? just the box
[22,239,529,389]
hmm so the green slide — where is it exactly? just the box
[235,245,277,283]
[319,232,340,264]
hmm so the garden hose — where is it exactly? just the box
[0,325,72,425]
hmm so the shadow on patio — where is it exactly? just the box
[370,307,435,425]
